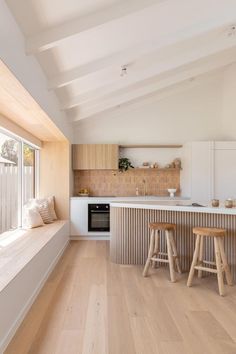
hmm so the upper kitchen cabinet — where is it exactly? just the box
[72,144,119,170]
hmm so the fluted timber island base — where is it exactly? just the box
[110,201,236,281]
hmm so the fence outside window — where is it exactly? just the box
[0,128,39,235]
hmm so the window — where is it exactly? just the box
[0,129,39,234]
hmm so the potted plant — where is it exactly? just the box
[119,157,134,172]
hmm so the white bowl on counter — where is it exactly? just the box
[167,188,177,198]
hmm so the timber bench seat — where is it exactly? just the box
[0,220,69,293]
[0,220,69,352]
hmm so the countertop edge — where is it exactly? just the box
[110,202,236,215]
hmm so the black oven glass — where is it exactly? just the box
[88,204,110,232]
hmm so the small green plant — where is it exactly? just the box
[119,157,134,172]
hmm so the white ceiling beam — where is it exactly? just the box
[48,44,149,89]
[72,53,236,121]
[25,0,162,54]
[49,13,236,89]
[61,42,236,110]
[49,26,209,90]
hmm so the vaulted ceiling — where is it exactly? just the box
[5,0,236,123]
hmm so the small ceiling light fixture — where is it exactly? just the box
[227,24,236,37]
[120,65,128,77]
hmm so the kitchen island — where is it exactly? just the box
[110,201,236,280]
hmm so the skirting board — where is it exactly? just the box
[70,235,110,241]
[0,240,69,353]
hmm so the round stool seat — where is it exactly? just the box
[149,222,176,231]
[193,227,226,237]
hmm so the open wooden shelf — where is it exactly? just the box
[119,144,183,149]
[133,168,181,171]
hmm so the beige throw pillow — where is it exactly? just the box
[47,196,57,220]
[36,200,54,224]
[29,196,57,221]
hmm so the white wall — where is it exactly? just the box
[0,1,73,142]
[74,74,224,144]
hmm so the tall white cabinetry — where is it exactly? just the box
[214,142,236,199]
[190,142,214,202]
[190,141,236,202]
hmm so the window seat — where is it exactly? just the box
[0,220,69,293]
[0,220,69,352]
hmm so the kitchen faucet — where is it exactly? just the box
[142,179,147,196]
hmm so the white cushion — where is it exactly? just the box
[23,207,44,229]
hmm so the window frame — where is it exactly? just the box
[0,127,40,231]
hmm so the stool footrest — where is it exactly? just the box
[151,257,169,264]
[202,260,216,266]
[194,265,218,274]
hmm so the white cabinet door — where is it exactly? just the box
[70,199,88,236]
[214,142,236,200]
[191,142,214,202]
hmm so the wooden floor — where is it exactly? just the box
[5,241,236,354]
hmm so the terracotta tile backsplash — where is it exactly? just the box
[74,169,180,196]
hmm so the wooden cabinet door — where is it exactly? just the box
[72,144,118,170]
[73,144,92,169]
[95,144,118,169]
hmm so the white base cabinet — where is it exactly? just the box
[70,198,111,239]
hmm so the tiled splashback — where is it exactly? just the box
[74,169,180,196]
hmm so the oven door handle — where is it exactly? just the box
[90,210,109,213]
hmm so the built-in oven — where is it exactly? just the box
[88,204,110,232]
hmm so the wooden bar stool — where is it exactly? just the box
[143,222,181,282]
[187,227,233,296]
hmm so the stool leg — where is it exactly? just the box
[152,230,159,268]
[166,230,176,283]
[214,237,225,296]
[187,234,200,287]
[169,231,181,274]
[143,229,155,277]
[198,236,204,278]
[218,238,233,286]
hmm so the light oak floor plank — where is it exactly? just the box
[4,241,236,354]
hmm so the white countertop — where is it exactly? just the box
[71,196,190,201]
[110,200,236,215]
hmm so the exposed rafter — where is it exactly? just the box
[48,13,236,89]
[60,44,236,110]
[72,52,236,121]
[26,0,163,54]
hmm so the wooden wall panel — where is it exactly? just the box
[40,141,70,219]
